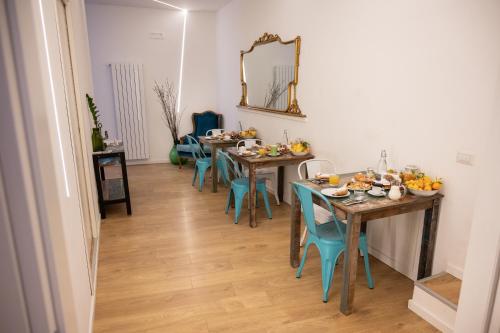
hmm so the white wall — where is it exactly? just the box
[87,4,216,163]
[216,0,500,278]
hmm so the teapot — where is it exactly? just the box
[388,181,407,201]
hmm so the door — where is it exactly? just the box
[55,0,96,290]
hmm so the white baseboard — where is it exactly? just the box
[408,299,454,333]
[446,263,463,280]
[126,159,169,165]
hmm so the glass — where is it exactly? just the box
[329,174,340,186]
[353,190,365,201]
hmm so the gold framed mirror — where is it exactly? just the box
[239,33,304,117]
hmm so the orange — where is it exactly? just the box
[432,182,442,190]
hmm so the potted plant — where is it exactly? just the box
[153,80,186,165]
[86,94,105,152]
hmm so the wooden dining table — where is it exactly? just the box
[227,148,314,228]
[289,173,444,315]
[198,136,240,193]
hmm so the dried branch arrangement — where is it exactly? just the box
[153,80,183,143]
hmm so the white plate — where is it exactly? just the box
[367,189,386,197]
[239,152,257,157]
[321,188,350,198]
[267,153,281,157]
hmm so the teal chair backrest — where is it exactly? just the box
[193,112,221,139]
[185,135,206,160]
[218,151,243,179]
[292,182,344,241]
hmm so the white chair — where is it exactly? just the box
[297,159,337,246]
[237,139,280,205]
[206,129,225,136]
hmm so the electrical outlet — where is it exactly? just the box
[149,32,164,40]
[456,152,474,166]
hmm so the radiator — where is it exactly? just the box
[273,65,294,110]
[110,63,149,160]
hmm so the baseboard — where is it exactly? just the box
[446,263,463,280]
[126,159,169,165]
[408,299,454,333]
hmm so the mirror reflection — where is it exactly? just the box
[243,42,296,111]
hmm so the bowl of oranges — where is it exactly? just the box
[290,140,310,156]
[405,174,443,197]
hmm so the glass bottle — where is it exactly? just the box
[377,149,388,174]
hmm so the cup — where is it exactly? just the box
[269,144,278,156]
[329,174,340,186]
[245,139,256,149]
[353,190,365,201]
[371,186,384,195]
[212,129,222,137]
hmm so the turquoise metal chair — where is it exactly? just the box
[185,135,226,191]
[293,182,374,302]
[219,152,272,224]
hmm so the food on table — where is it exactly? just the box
[239,127,257,139]
[257,148,267,156]
[241,150,254,156]
[334,187,349,196]
[347,181,372,191]
[290,139,310,155]
[315,172,330,180]
[354,172,374,183]
[405,174,443,192]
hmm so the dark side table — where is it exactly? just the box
[92,145,131,219]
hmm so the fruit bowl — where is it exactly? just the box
[291,151,309,156]
[408,188,439,197]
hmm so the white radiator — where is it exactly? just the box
[273,65,294,110]
[110,63,149,160]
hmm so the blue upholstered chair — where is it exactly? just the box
[292,182,374,303]
[219,152,272,224]
[177,111,223,160]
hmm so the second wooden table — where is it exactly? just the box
[227,148,314,228]
[199,136,240,193]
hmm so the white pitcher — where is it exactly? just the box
[388,183,406,201]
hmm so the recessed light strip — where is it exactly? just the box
[151,0,186,12]
[177,11,187,113]
[151,1,188,114]
[38,0,70,197]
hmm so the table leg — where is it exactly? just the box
[120,152,132,215]
[418,198,442,279]
[248,164,257,228]
[340,213,361,315]
[211,145,218,193]
[92,156,106,219]
[290,186,302,267]
[277,166,285,202]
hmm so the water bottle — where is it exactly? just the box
[377,149,388,174]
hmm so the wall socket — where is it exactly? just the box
[456,152,474,166]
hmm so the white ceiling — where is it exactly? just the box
[86,0,233,12]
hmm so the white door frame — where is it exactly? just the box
[3,0,98,331]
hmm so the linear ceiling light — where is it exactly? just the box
[151,1,187,113]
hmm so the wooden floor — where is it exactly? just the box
[421,273,461,306]
[93,164,437,333]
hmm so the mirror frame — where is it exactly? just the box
[239,33,304,118]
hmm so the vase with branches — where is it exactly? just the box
[153,80,186,165]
